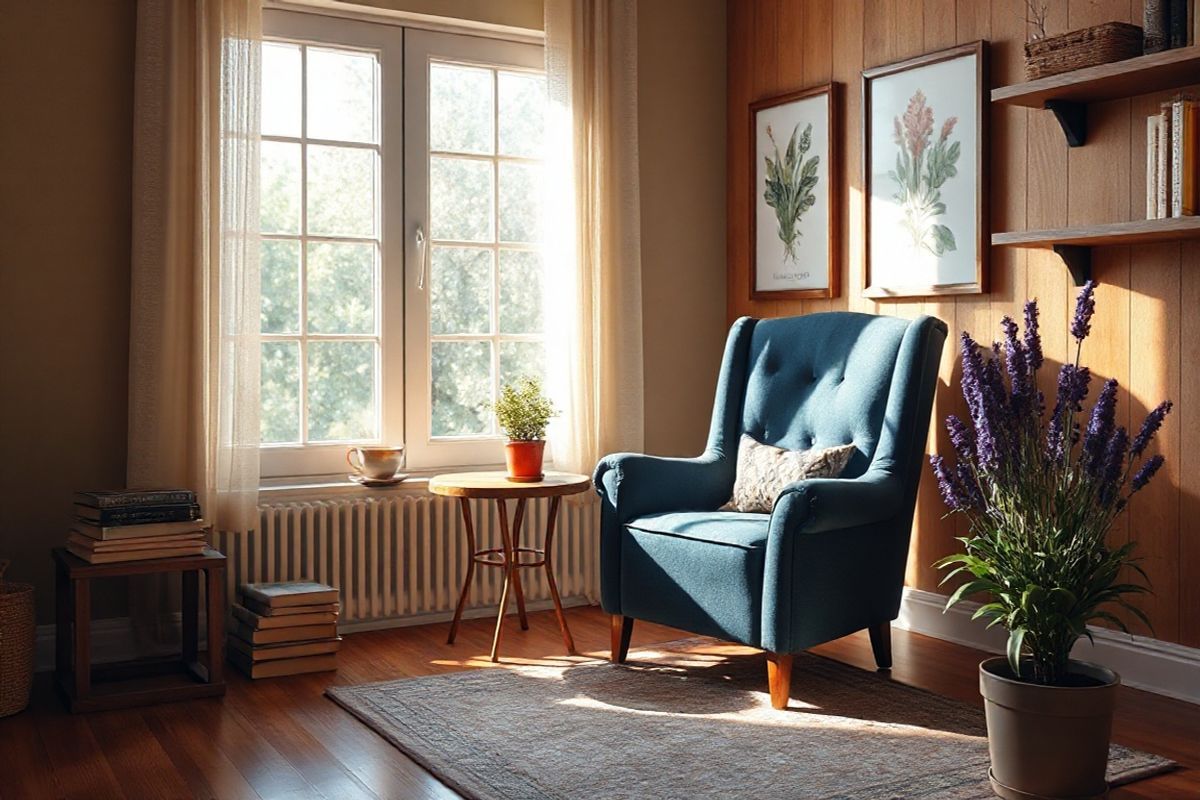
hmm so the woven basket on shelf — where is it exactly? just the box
[0,559,35,717]
[1024,22,1144,80]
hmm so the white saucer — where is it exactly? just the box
[349,473,410,487]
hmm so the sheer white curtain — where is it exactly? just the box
[543,0,644,477]
[128,0,261,639]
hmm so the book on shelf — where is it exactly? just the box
[1148,115,1162,219]
[240,597,340,617]
[1146,98,1199,220]
[73,488,195,509]
[71,518,207,541]
[226,635,341,662]
[227,649,338,679]
[231,604,338,630]
[1146,0,1169,53]
[239,581,339,608]
[1157,106,1172,219]
[67,531,205,552]
[229,620,338,645]
[67,542,206,564]
[74,502,200,526]
[1171,0,1189,47]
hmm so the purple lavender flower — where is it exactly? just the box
[946,414,974,461]
[930,455,966,511]
[1131,454,1165,493]
[1002,316,1033,416]
[1071,280,1097,342]
[1098,426,1129,505]
[956,462,984,510]
[1083,378,1118,474]
[960,333,1001,469]
[1046,364,1091,462]
[1130,401,1173,459]
[1023,300,1043,373]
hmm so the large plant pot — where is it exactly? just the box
[504,440,545,482]
[979,657,1119,800]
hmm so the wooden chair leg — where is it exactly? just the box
[869,621,892,670]
[610,615,633,664]
[766,652,793,710]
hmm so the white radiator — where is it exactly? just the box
[211,493,600,628]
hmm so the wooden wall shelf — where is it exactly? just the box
[991,46,1200,146]
[992,217,1200,284]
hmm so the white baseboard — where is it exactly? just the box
[898,587,1200,705]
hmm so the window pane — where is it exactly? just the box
[430,63,493,155]
[262,42,301,137]
[431,341,492,436]
[430,157,494,242]
[261,341,300,444]
[261,240,300,334]
[500,341,545,388]
[307,242,375,334]
[261,141,301,234]
[498,250,543,334]
[307,341,377,441]
[307,47,377,143]
[307,144,377,237]
[498,71,545,158]
[430,247,491,335]
[498,161,542,243]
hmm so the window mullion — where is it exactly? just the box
[299,43,310,447]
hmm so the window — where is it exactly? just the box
[259,13,545,477]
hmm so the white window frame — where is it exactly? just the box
[260,10,404,478]
[402,29,547,469]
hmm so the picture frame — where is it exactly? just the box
[862,41,988,298]
[749,83,839,301]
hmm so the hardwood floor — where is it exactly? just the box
[0,606,1196,799]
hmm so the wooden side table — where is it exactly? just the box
[53,547,227,713]
[429,471,591,662]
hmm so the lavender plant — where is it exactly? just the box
[932,281,1172,686]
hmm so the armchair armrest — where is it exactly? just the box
[769,470,903,534]
[594,452,732,522]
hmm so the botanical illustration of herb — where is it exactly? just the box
[763,122,819,263]
[889,89,961,257]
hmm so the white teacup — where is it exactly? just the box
[347,446,404,480]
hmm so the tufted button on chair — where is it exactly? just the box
[594,312,947,709]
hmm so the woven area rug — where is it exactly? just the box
[327,639,1175,800]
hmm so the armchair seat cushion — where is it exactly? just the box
[621,512,769,646]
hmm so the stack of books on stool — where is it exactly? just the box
[68,489,206,564]
[228,581,341,678]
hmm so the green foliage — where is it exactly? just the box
[762,123,820,262]
[493,377,556,441]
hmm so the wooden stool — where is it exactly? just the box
[428,471,591,662]
[53,547,227,713]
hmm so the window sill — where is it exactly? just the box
[258,463,508,504]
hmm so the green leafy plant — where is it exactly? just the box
[763,123,820,262]
[493,377,557,441]
[932,284,1171,686]
[889,89,960,257]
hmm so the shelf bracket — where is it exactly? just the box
[1044,100,1087,147]
[1053,244,1091,286]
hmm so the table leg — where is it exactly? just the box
[205,565,225,683]
[490,498,516,662]
[182,570,199,667]
[447,497,477,645]
[55,560,70,680]
[510,498,529,631]
[543,496,576,654]
[73,577,91,700]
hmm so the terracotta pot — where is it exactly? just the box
[979,657,1119,800]
[504,440,545,482]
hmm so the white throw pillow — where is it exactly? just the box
[722,434,856,514]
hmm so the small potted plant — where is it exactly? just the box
[932,281,1172,799]
[494,377,557,482]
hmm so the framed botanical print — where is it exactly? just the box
[749,83,839,300]
[863,41,988,298]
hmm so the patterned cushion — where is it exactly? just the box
[722,435,855,513]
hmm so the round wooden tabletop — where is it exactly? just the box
[428,471,591,499]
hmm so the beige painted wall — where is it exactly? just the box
[0,0,726,624]
[0,0,137,621]
[637,0,727,456]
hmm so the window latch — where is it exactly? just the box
[415,226,428,290]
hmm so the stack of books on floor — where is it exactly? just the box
[69,488,206,564]
[1145,97,1199,219]
[228,581,341,678]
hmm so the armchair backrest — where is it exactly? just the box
[706,312,947,495]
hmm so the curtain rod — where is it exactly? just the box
[263,0,545,45]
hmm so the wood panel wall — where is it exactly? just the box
[727,0,1200,647]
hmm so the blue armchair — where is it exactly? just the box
[594,312,947,708]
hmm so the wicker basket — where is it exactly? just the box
[1024,22,1144,80]
[0,559,35,717]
